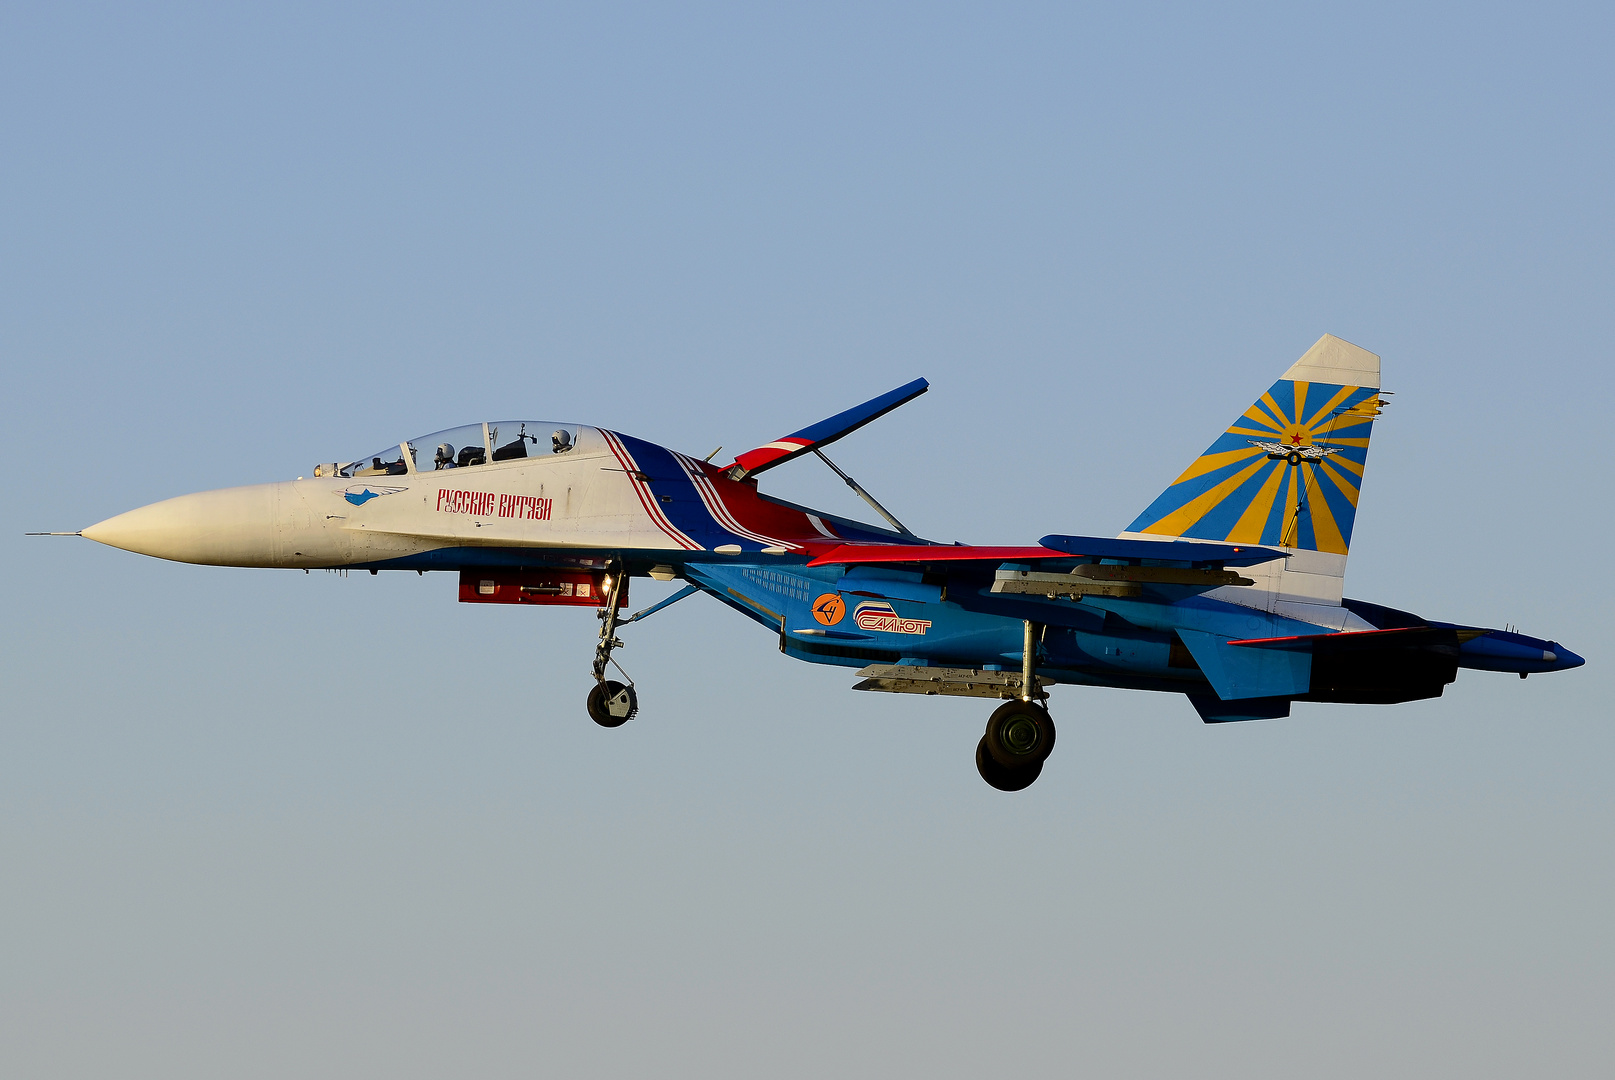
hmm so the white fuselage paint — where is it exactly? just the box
[82,433,691,568]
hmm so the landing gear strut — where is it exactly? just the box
[588,566,638,727]
[976,620,1055,791]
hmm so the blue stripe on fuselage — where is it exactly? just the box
[610,432,760,551]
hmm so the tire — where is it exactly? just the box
[976,736,1042,792]
[983,699,1055,768]
[587,680,637,727]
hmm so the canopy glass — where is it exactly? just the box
[316,422,588,478]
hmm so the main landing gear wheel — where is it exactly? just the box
[976,736,1043,792]
[983,699,1055,770]
[587,680,638,727]
[976,699,1055,791]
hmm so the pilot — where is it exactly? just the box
[552,429,573,454]
[434,443,456,469]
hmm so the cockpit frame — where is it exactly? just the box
[314,422,588,479]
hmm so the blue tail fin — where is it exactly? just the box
[1126,335,1386,558]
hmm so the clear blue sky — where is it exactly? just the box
[3,4,1610,1077]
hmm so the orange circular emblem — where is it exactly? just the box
[811,593,846,625]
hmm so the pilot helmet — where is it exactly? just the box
[434,443,456,468]
[552,429,573,453]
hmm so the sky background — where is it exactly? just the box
[2,3,1611,1077]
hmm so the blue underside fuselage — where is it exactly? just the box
[358,542,1584,719]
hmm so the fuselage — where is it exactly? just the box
[81,425,892,570]
[79,420,1584,715]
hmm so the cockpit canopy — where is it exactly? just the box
[315,422,589,478]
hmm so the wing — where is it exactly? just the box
[727,378,928,481]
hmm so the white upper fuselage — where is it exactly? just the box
[80,425,852,568]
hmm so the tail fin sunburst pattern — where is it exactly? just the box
[1126,335,1386,557]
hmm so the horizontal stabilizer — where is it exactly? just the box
[807,535,1288,569]
[1228,626,1459,650]
[728,378,928,481]
[1038,534,1287,567]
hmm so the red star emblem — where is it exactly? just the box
[1289,432,1305,445]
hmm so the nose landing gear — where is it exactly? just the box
[588,566,638,727]
[587,680,638,727]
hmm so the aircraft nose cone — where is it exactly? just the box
[83,485,281,566]
[1550,643,1586,670]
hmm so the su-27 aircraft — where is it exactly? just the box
[60,334,1583,791]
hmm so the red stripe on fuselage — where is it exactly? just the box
[600,429,702,550]
[672,452,803,552]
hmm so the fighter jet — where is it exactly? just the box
[58,335,1584,791]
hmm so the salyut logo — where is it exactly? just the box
[853,601,932,636]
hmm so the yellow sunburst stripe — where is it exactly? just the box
[1140,456,1271,538]
[1318,459,1361,507]
[1328,455,1365,479]
[1241,402,1284,433]
[1319,436,1370,448]
[1293,381,1309,431]
[1169,444,1266,485]
[1259,391,1292,428]
[1225,459,1286,544]
[1228,425,1285,438]
[1302,464,1349,554]
[1279,464,1303,547]
[1302,385,1357,430]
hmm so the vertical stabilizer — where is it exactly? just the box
[1121,335,1387,608]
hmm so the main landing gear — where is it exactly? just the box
[976,699,1056,790]
[588,567,638,727]
[976,620,1056,791]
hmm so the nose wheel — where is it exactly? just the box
[587,680,638,727]
[588,565,639,727]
